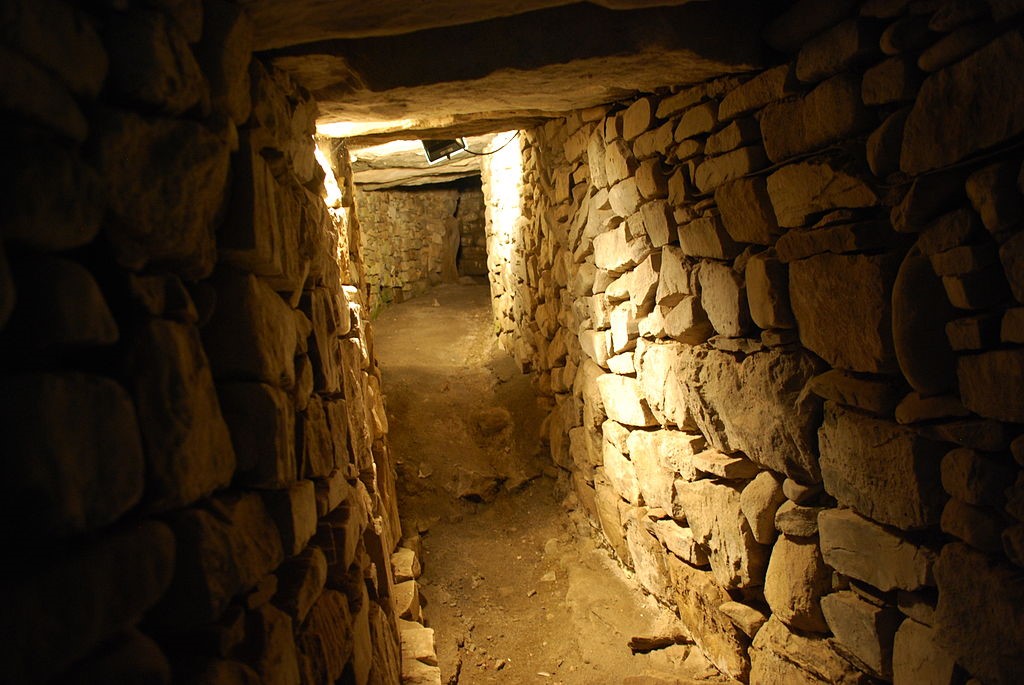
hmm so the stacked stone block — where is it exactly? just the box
[355,184,486,314]
[483,2,1024,683]
[0,1,402,683]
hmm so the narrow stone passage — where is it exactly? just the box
[373,284,732,684]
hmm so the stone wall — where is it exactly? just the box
[355,182,486,313]
[484,3,1024,683]
[0,2,405,683]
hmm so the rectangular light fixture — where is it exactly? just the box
[421,138,466,164]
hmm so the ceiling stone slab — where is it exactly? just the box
[272,1,766,136]
[238,0,707,50]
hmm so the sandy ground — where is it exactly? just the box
[373,283,729,685]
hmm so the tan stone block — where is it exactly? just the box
[597,373,657,427]
[274,547,328,623]
[902,31,1024,173]
[892,619,956,685]
[796,19,879,84]
[694,144,768,194]
[719,65,796,120]
[750,615,870,685]
[790,252,901,373]
[715,176,780,246]
[677,214,741,260]
[666,555,750,682]
[674,479,768,589]
[698,261,751,338]
[818,508,936,592]
[764,535,831,633]
[761,73,873,163]
[219,382,297,488]
[819,405,946,529]
[741,471,786,544]
[821,591,901,680]
[262,480,317,557]
[628,428,704,510]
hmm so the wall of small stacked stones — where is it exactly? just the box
[355,183,487,313]
[0,1,404,683]
[483,1,1024,683]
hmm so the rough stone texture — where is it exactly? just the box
[154,493,286,627]
[218,383,297,488]
[749,616,870,685]
[95,109,230,279]
[902,31,1024,174]
[760,74,874,163]
[862,57,922,106]
[719,64,796,119]
[818,508,935,592]
[275,547,328,623]
[693,144,769,193]
[698,261,751,338]
[203,271,300,388]
[789,252,901,374]
[767,161,878,229]
[675,347,823,483]
[666,555,750,682]
[958,349,1024,422]
[628,429,704,511]
[940,447,1014,506]
[0,0,108,98]
[941,497,1004,553]
[127,320,237,511]
[0,373,145,539]
[705,117,760,156]
[795,19,879,84]
[674,479,768,589]
[762,0,858,53]
[933,543,1024,684]
[892,619,957,685]
[775,501,823,538]
[819,405,946,529]
[740,471,786,544]
[596,373,657,427]
[764,535,831,633]
[677,215,741,260]
[892,247,958,396]
[745,250,794,329]
[715,176,780,245]
[2,137,102,251]
[821,591,902,680]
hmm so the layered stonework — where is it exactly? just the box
[483,4,1024,683]
[355,183,486,312]
[0,1,405,682]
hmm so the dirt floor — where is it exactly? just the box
[372,283,732,685]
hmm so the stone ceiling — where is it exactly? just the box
[240,0,774,186]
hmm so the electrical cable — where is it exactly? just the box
[460,130,522,156]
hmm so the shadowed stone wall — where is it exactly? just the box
[355,183,487,313]
[0,1,404,683]
[484,2,1024,683]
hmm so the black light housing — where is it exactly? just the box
[421,138,466,164]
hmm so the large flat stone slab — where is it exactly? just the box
[818,404,946,529]
[789,251,902,374]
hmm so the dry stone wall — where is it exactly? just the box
[355,184,486,313]
[484,2,1024,683]
[0,1,406,683]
